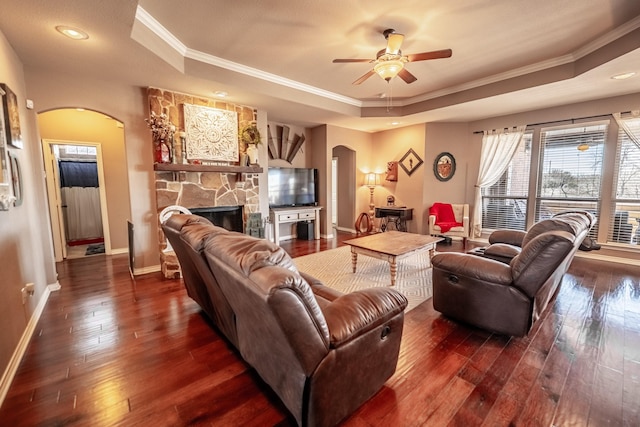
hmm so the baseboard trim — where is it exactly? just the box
[0,282,57,407]
[574,251,640,266]
[110,247,129,255]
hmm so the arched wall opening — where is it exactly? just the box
[38,108,131,261]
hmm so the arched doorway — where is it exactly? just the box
[38,109,131,261]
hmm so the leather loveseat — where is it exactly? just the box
[162,214,408,426]
[431,211,593,336]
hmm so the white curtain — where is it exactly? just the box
[472,126,526,237]
[62,187,103,240]
[613,111,640,150]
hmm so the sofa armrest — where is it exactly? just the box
[432,252,513,285]
[429,214,436,228]
[484,243,521,261]
[488,229,527,246]
[322,288,407,347]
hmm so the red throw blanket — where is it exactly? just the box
[429,203,462,233]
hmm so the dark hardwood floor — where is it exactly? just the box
[1,232,639,426]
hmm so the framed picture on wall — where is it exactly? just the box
[0,83,22,149]
[399,148,423,176]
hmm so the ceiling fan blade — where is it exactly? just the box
[386,33,404,55]
[352,70,376,85]
[333,58,373,63]
[398,68,417,84]
[406,49,452,62]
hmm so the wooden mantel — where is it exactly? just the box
[154,163,263,174]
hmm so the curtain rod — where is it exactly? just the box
[471,111,629,134]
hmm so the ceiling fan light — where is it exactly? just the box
[374,60,404,82]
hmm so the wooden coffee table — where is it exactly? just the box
[343,231,443,286]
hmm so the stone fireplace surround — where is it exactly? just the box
[156,170,261,278]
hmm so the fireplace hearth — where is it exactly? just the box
[190,206,244,233]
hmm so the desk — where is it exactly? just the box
[375,207,413,232]
[270,206,322,244]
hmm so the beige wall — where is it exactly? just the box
[423,123,475,232]
[0,31,57,380]
[38,109,131,251]
[372,124,427,233]
[321,125,374,237]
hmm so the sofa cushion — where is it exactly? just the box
[207,231,298,275]
[511,230,575,297]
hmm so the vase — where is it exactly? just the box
[246,145,259,165]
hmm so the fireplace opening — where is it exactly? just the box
[190,206,244,233]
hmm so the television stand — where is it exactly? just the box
[270,206,322,244]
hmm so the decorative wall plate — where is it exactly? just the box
[434,152,456,181]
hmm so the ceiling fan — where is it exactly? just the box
[333,29,452,85]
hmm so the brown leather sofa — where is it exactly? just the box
[431,211,593,336]
[476,211,596,263]
[162,214,408,427]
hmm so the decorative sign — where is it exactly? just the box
[183,104,238,162]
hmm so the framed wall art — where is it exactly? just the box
[182,103,238,162]
[0,83,22,149]
[399,148,423,176]
[434,152,456,181]
[9,151,22,206]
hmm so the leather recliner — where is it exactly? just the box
[162,214,408,426]
[431,212,592,336]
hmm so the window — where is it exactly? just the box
[609,116,640,245]
[536,123,607,238]
[482,132,532,230]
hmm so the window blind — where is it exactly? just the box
[609,117,640,245]
[536,123,607,237]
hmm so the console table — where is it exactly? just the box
[375,207,413,232]
[270,206,322,244]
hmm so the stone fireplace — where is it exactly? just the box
[156,170,260,278]
[148,86,263,279]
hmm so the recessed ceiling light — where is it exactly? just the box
[56,26,89,40]
[611,72,636,80]
[390,121,400,126]
[213,91,228,98]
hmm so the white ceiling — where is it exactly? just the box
[1,0,640,132]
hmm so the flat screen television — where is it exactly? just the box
[268,167,319,208]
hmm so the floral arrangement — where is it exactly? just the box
[241,123,261,145]
[145,111,176,142]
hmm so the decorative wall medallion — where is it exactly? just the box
[399,148,423,176]
[183,104,238,162]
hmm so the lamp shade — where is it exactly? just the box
[374,60,404,81]
[365,172,381,187]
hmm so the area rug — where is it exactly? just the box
[292,246,433,312]
[85,243,105,256]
